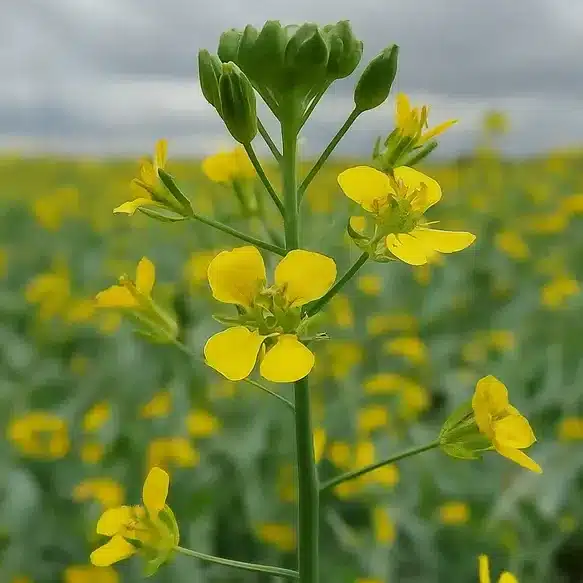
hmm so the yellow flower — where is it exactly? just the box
[81,441,106,465]
[395,93,457,145]
[438,501,470,525]
[472,376,541,473]
[95,257,177,341]
[557,417,583,441]
[495,231,530,260]
[338,165,475,265]
[64,564,118,583]
[384,336,427,364]
[114,140,169,216]
[186,410,221,437]
[147,437,200,470]
[330,294,354,328]
[8,411,70,460]
[90,467,179,571]
[204,246,336,383]
[373,507,396,545]
[184,250,218,288]
[357,405,390,435]
[83,402,111,432]
[73,478,125,509]
[140,391,172,419]
[541,276,579,309]
[255,523,296,552]
[201,146,255,184]
[366,313,417,336]
[357,274,382,296]
[478,555,518,583]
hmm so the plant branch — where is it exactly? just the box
[257,119,282,162]
[244,143,285,216]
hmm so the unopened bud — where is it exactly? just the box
[354,44,399,112]
[219,62,257,144]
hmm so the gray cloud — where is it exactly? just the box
[2,0,583,156]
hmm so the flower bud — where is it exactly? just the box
[284,23,330,92]
[198,50,223,112]
[219,62,257,144]
[251,20,287,90]
[236,24,259,76]
[217,28,243,63]
[354,44,399,112]
[324,21,363,80]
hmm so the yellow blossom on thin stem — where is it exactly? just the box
[472,375,542,473]
[202,146,255,184]
[204,246,337,383]
[338,165,475,265]
[478,555,518,583]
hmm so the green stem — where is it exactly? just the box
[294,376,319,583]
[244,143,285,216]
[299,84,330,130]
[258,119,282,161]
[169,338,294,411]
[174,546,299,579]
[306,252,369,317]
[319,440,440,493]
[298,108,361,202]
[281,111,299,250]
[188,212,285,256]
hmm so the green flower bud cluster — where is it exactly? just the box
[198,52,257,144]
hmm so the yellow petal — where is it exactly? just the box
[313,428,326,464]
[207,247,266,309]
[113,198,154,215]
[260,334,315,383]
[499,572,519,583]
[95,286,138,308]
[393,167,442,213]
[337,166,391,212]
[136,257,156,296]
[395,93,412,129]
[386,233,431,266]
[204,326,266,381]
[142,466,169,517]
[275,250,337,307]
[90,535,136,567]
[473,375,510,417]
[155,139,168,169]
[495,445,542,474]
[494,414,536,449]
[414,228,476,253]
[419,119,457,144]
[201,152,233,183]
[96,506,134,536]
[478,555,491,583]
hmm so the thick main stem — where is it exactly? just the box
[294,377,319,583]
[282,105,319,583]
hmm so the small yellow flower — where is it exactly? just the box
[255,523,296,552]
[83,402,111,432]
[438,501,470,525]
[64,564,119,583]
[338,165,475,265]
[147,437,200,470]
[557,417,583,441]
[495,231,530,261]
[373,506,396,545]
[395,93,457,145]
[366,313,417,336]
[73,478,125,509]
[81,441,106,465]
[478,555,518,583]
[204,246,336,383]
[90,467,179,572]
[541,276,579,309]
[202,146,255,184]
[114,140,169,216]
[472,376,542,473]
[8,411,70,460]
[384,336,427,364]
[357,274,382,296]
[140,391,172,419]
[186,410,221,437]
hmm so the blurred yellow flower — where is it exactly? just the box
[73,478,125,509]
[541,275,579,309]
[8,411,70,460]
[472,375,541,473]
[338,165,475,265]
[329,294,354,328]
[186,410,221,437]
[478,555,518,583]
[204,246,336,383]
[64,565,118,583]
[147,437,199,470]
[366,313,417,336]
[561,193,583,214]
[183,250,218,288]
[363,372,403,394]
[90,467,178,569]
[358,405,390,435]
[438,501,470,525]
[201,146,255,184]
[557,417,583,441]
[140,391,172,419]
[313,427,326,463]
[255,523,296,552]
[373,506,396,545]
[83,402,111,432]
[81,441,106,465]
[25,264,71,321]
[0,247,7,278]
[495,231,530,260]
[384,336,427,364]
[357,274,382,296]
[400,382,430,420]
[395,93,457,145]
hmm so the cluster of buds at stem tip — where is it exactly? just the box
[199,20,399,123]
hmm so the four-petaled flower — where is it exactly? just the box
[395,93,457,145]
[90,467,179,571]
[479,554,518,583]
[472,375,542,474]
[204,246,337,383]
[338,165,475,265]
[202,146,255,184]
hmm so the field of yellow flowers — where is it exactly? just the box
[2,137,583,583]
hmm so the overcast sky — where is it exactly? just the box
[3,0,583,157]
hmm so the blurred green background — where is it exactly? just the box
[1,116,583,583]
